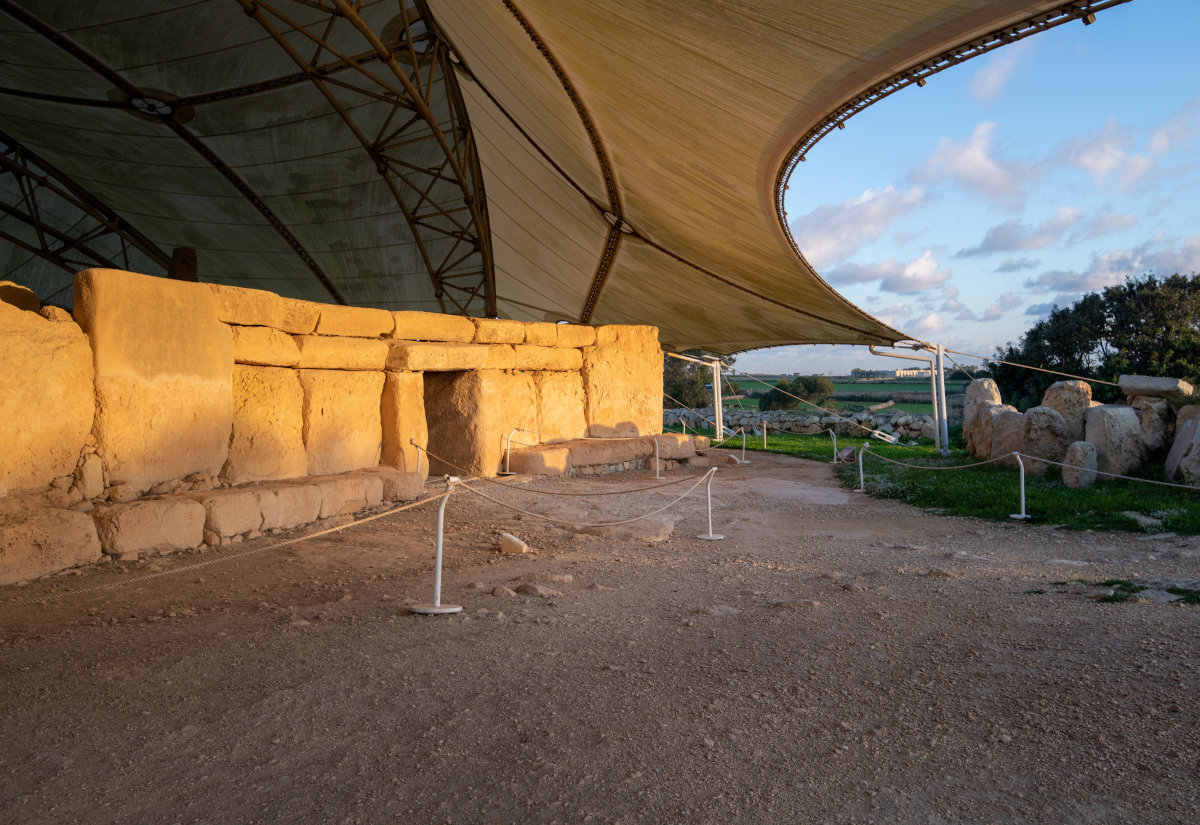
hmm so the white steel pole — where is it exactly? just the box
[936,343,950,450]
[412,478,463,615]
[928,361,943,454]
[712,361,724,438]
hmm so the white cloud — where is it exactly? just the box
[968,40,1031,102]
[1058,119,1152,189]
[940,284,965,312]
[957,207,1082,257]
[995,257,1039,273]
[1024,235,1200,298]
[907,313,950,340]
[874,302,914,327]
[826,250,950,294]
[1071,210,1139,243]
[790,186,925,268]
[980,292,1023,322]
[914,122,1038,205]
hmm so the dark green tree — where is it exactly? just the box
[662,352,710,408]
[760,374,834,411]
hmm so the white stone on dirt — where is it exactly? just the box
[499,533,529,554]
[515,582,560,597]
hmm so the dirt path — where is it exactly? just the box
[2,451,1197,824]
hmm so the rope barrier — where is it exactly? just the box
[451,468,716,528]
[1,489,455,608]
[944,348,1120,387]
[858,446,1015,472]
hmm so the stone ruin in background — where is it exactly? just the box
[963,375,1199,488]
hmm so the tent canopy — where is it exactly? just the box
[0,1,1123,352]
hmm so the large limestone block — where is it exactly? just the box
[652,433,697,460]
[274,484,323,529]
[581,325,663,437]
[208,283,284,328]
[314,304,394,338]
[76,453,105,500]
[294,335,389,370]
[1118,374,1193,399]
[386,341,489,372]
[963,378,1003,457]
[557,324,596,348]
[0,280,40,311]
[1166,417,1200,483]
[314,475,369,518]
[1062,441,1098,489]
[533,371,589,442]
[990,409,1026,466]
[472,318,526,344]
[1177,405,1200,434]
[381,371,428,478]
[188,489,264,537]
[0,304,95,490]
[279,298,320,334]
[568,438,653,466]
[373,467,425,501]
[299,369,384,475]
[1130,396,1171,453]
[1085,405,1143,476]
[1041,380,1092,442]
[1,505,102,585]
[74,269,233,491]
[1023,406,1070,476]
[224,366,307,484]
[510,446,572,476]
[514,345,584,371]
[389,311,476,342]
[231,326,301,367]
[484,344,517,370]
[423,370,537,476]
[523,322,560,346]
[92,498,205,558]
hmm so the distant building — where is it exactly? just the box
[895,368,931,378]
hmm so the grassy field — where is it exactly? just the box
[664,425,1200,535]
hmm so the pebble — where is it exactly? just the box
[491,586,517,598]
[515,583,560,597]
[925,568,955,578]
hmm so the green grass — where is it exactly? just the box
[665,425,1200,535]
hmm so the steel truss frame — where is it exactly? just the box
[239,0,495,317]
[0,130,170,299]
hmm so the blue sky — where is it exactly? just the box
[739,0,1200,375]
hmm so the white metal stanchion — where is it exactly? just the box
[855,446,866,492]
[712,361,724,439]
[696,468,724,540]
[739,428,749,464]
[1010,454,1031,521]
[828,428,839,462]
[762,421,768,450]
[412,478,464,615]
[652,435,664,480]
[935,343,950,452]
[498,428,519,476]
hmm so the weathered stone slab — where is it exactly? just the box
[381,371,428,478]
[523,322,560,346]
[208,283,284,328]
[253,488,283,531]
[990,409,1025,466]
[1130,395,1171,453]
[76,453,105,500]
[0,280,39,311]
[483,344,517,370]
[92,498,205,558]
[0,505,102,585]
[230,326,301,367]
[279,297,320,334]
[472,318,526,344]
[314,475,368,518]
[581,325,663,437]
[1041,380,1091,442]
[1085,405,1143,476]
[299,369,385,475]
[313,304,393,338]
[514,345,584,371]
[568,438,653,467]
[75,268,233,491]
[389,310,476,342]
[274,484,323,529]
[187,489,263,537]
[963,378,1003,457]
[1177,405,1200,434]
[1119,374,1194,399]
[373,467,425,501]
[423,370,537,476]
[556,324,596,348]
[533,371,588,442]
[652,433,696,460]
[293,335,389,370]
[1023,406,1070,476]
[224,365,307,484]
[1061,441,1098,489]
[509,446,571,476]
[0,303,95,490]
[385,341,489,372]
[1167,417,1200,483]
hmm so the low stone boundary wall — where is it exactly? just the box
[508,434,710,477]
[665,407,937,442]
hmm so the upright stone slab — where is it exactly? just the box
[381,371,429,479]
[224,365,308,484]
[1062,441,1098,489]
[74,269,233,492]
[423,370,537,476]
[1167,417,1199,481]
[581,325,663,437]
[963,379,1003,457]
[1130,396,1170,453]
[990,409,1025,466]
[1041,380,1091,442]
[1023,406,1070,476]
[298,370,385,475]
[1,505,102,585]
[0,303,95,490]
[532,371,589,442]
[1085,405,1143,476]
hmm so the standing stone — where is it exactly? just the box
[533,371,589,442]
[963,379,1003,457]
[1118,374,1194,399]
[1130,396,1171,454]
[381,371,429,479]
[1165,417,1198,482]
[1061,441,1098,489]
[1085,405,1143,476]
[0,303,95,490]
[74,268,233,491]
[581,325,663,437]
[990,409,1025,466]
[224,365,307,484]
[298,369,385,475]
[1023,406,1071,475]
[1041,380,1092,442]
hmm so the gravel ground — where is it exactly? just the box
[1,450,1198,824]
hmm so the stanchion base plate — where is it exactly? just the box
[1009,514,1032,521]
[411,604,463,615]
[497,471,516,477]
[696,533,725,541]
